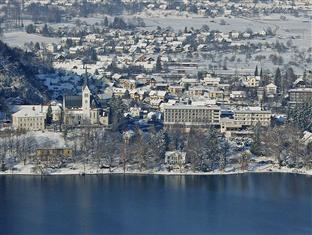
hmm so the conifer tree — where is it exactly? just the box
[46,105,53,125]
[274,67,282,92]
[254,65,259,76]
[156,56,162,72]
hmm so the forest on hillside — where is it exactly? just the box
[0,41,51,110]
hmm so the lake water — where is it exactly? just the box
[0,174,311,235]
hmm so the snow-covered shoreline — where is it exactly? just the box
[1,164,311,176]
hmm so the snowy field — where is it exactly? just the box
[2,31,61,48]
[74,13,311,51]
[2,13,310,50]
[141,14,311,49]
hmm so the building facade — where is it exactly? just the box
[63,84,101,126]
[289,88,312,106]
[12,107,45,131]
[165,151,186,168]
[164,104,220,127]
[36,148,73,163]
[233,108,271,127]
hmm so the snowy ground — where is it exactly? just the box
[1,160,311,176]
[2,31,61,48]
[3,13,310,50]
[141,14,311,49]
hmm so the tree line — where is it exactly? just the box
[0,122,311,174]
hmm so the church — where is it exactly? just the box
[63,81,109,126]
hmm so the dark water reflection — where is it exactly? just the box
[0,173,311,235]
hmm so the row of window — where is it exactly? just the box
[235,114,270,117]
[18,117,44,123]
[166,110,218,114]
[18,123,43,128]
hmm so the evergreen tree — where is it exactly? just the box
[250,122,262,156]
[303,69,307,81]
[274,67,282,92]
[90,48,97,62]
[197,71,204,80]
[34,42,40,51]
[149,129,168,165]
[65,38,73,48]
[46,105,53,125]
[288,99,312,132]
[201,128,221,171]
[104,16,109,27]
[123,90,130,99]
[186,129,203,172]
[26,24,36,34]
[254,65,259,76]
[219,140,230,171]
[111,17,127,29]
[284,67,296,90]
[156,56,162,72]
[42,24,50,36]
[0,97,8,113]
[108,96,127,131]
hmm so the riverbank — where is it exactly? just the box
[1,162,311,176]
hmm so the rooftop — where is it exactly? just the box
[12,108,45,118]
[164,104,220,110]
[289,88,312,92]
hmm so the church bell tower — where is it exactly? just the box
[82,80,91,120]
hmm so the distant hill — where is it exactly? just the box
[0,40,51,111]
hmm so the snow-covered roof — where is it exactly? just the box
[12,108,45,118]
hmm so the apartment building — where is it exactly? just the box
[163,104,220,127]
[233,107,271,127]
[12,107,45,131]
[220,107,271,136]
[289,88,312,106]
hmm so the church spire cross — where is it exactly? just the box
[82,63,91,89]
[83,63,90,77]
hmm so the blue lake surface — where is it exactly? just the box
[0,173,311,235]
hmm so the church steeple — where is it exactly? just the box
[82,63,89,91]
[82,83,91,123]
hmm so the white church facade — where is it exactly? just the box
[63,83,107,126]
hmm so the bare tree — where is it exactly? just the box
[239,152,250,171]
[262,126,287,167]
[219,140,230,172]
[0,135,9,171]
[186,129,204,172]
[18,135,37,165]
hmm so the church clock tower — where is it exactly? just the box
[82,83,91,121]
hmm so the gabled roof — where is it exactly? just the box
[64,96,82,109]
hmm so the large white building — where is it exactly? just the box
[289,88,312,106]
[12,107,46,131]
[220,107,272,135]
[163,104,220,127]
[233,107,271,127]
